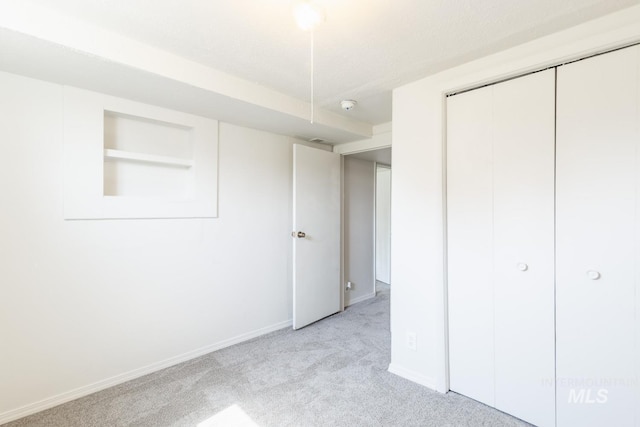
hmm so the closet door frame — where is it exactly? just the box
[420,12,640,398]
[442,41,640,427]
[440,36,640,388]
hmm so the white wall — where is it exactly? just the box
[375,166,391,284]
[0,70,302,423]
[343,157,376,306]
[389,5,640,392]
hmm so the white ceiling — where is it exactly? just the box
[1,0,639,142]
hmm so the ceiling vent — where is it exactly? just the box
[293,136,333,145]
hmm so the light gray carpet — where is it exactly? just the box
[7,287,529,427]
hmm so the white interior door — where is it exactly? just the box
[376,165,391,284]
[556,46,639,427]
[293,144,342,330]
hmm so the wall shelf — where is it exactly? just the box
[103,149,193,168]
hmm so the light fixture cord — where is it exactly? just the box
[310,29,314,124]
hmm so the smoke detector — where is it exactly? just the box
[340,99,357,111]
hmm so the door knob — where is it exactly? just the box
[517,263,528,272]
[291,231,306,238]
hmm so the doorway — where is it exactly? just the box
[344,147,392,303]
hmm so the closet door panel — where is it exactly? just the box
[556,46,639,426]
[493,70,556,427]
[447,86,495,406]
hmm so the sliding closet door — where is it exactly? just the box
[447,86,494,406]
[556,46,640,426]
[493,70,556,427]
[448,70,555,426]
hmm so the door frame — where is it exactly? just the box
[436,27,640,393]
[334,129,392,306]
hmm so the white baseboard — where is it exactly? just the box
[0,319,292,426]
[346,291,376,307]
[388,363,437,390]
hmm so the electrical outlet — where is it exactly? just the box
[406,332,417,351]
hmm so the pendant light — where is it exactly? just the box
[293,2,324,124]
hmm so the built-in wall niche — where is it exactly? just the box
[64,87,218,219]
[103,112,194,198]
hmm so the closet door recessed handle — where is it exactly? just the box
[587,270,601,280]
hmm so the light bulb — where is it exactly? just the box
[293,2,324,31]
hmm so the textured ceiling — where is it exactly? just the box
[5,0,640,125]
